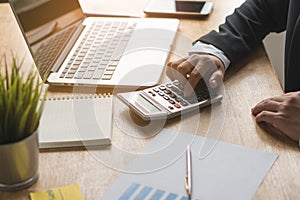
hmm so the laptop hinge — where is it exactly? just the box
[51,22,85,73]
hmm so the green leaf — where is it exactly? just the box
[0,54,47,144]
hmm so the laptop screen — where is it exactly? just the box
[8,0,84,79]
[9,0,81,32]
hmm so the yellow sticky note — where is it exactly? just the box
[30,184,84,200]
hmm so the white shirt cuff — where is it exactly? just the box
[188,41,231,70]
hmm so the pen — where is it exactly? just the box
[185,145,192,198]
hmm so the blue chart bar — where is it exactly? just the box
[180,197,190,200]
[134,186,152,200]
[165,193,178,200]
[149,189,165,200]
[119,183,189,200]
[119,183,140,200]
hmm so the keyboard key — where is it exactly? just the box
[106,66,116,71]
[111,40,129,61]
[88,66,97,71]
[55,21,135,81]
[68,69,77,74]
[101,74,112,80]
[104,71,114,75]
[78,67,87,72]
[109,61,119,66]
[65,73,74,78]
[59,73,66,78]
[98,64,107,69]
[93,69,104,79]
[83,71,94,79]
[62,69,68,74]
[75,72,84,79]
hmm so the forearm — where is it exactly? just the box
[196,0,289,66]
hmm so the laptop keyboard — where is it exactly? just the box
[60,21,136,80]
[35,24,77,78]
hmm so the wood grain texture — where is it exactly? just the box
[0,1,299,199]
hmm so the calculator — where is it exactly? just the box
[117,80,223,121]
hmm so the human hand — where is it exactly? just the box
[252,91,300,142]
[166,54,225,97]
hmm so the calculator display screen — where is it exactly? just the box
[135,95,161,113]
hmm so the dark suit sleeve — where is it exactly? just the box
[197,0,289,66]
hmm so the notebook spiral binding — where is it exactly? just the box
[42,93,111,101]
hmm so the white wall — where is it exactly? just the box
[262,31,286,89]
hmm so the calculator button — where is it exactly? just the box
[176,90,184,96]
[203,93,210,99]
[177,84,184,90]
[170,86,179,93]
[197,96,204,102]
[169,100,175,104]
[180,101,188,106]
[168,106,174,110]
[175,97,183,102]
[174,103,181,108]
[148,91,156,97]
[169,93,177,98]
[153,88,159,92]
[164,89,171,94]
[158,91,164,96]
[166,83,173,88]
[159,85,166,90]
[188,98,198,104]
[163,96,170,100]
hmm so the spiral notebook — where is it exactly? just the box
[39,94,112,149]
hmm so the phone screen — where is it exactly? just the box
[175,1,205,12]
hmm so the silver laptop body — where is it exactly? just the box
[8,0,179,88]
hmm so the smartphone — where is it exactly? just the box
[117,80,222,121]
[144,0,213,16]
[175,0,213,15]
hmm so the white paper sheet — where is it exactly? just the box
[102,128,278,200]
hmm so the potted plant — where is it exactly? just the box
[0,56,46,191]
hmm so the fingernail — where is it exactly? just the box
[210,79,217,88]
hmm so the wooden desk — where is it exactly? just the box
[0,1,299,199]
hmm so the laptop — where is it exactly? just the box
[8,0,179,88]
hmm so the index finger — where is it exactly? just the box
[166,58,187,80]
[252,100,281,116]
[184,68,202,97]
